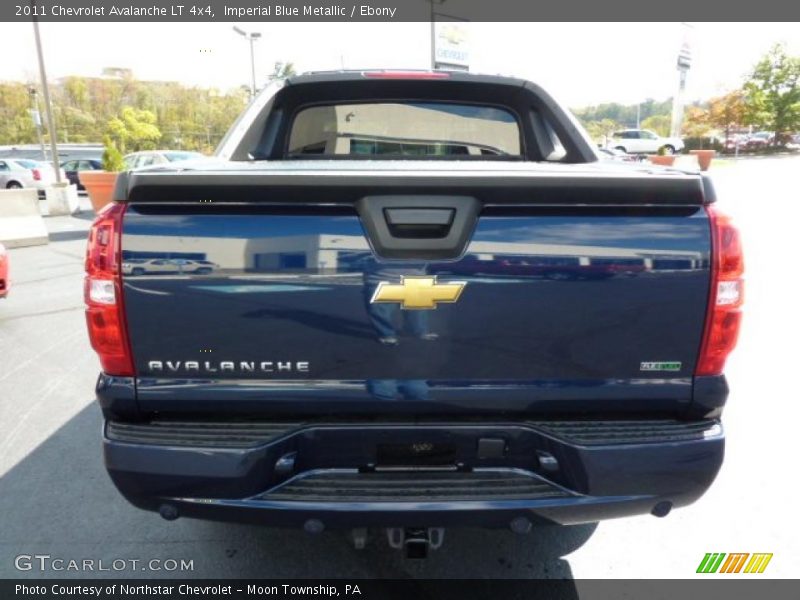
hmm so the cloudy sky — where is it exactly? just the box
[0,21,797,107]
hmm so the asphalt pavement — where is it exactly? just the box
[1,157,798,579]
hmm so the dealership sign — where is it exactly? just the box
[434,22,470,70]
[677,22,694,70]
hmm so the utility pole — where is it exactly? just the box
[32,16,62,182]
[28,86,47,161]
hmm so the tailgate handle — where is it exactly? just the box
[357,195,480,260]
[384,208,455,239]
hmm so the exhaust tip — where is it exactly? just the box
[651,501,673,518]
[158,503,179,521]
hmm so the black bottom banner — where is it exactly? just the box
[3,580,799,600]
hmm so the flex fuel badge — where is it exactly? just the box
[640,361,682,372]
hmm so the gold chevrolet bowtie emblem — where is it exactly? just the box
[370,276,467,310]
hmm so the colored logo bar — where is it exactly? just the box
[697,553,773,574]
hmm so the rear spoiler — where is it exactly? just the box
[115,164,711,206]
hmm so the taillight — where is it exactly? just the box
[84,202,134,376]
[32,168,41,181]
[362,70,450,79]
[696,204,744,376]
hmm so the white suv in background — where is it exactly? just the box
[609,129,684,155]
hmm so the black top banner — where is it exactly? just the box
[3,0,799,22]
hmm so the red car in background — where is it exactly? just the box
[0,243,8,298]
[745,131,773,149]
[723,134,749,152]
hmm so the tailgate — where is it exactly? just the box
[120,166,711,416]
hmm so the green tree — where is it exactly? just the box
[707,90,747,141]
[56,106,97,143]
[0,83,38,144]
[681,106,712,138]
[101,136,125,171]
[640,114,671,136]
[743,43,800,141]
[573,98,672,129]
[581,118,622,144]
[106,107,161,153]
[0,71,268,150]
[63,77,89,110]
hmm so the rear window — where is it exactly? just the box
[287,102,521,158]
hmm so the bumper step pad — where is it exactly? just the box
[529,419,719,445]
[106,420,300,448]
[262,470,569,503]
[107,418,720,448]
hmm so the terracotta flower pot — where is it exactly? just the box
[690,149,716,171]
[79,171,118,213]
[648,155,677,167]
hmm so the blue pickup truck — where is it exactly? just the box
[84,71,743,557]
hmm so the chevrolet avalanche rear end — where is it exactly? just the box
[84,71,743,554]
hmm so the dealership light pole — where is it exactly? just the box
[32,17,62,181]
[670,23,694,138]
[233,26,261,99]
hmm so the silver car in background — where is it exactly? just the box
[123,150,206,170]
[0,158,65,190]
